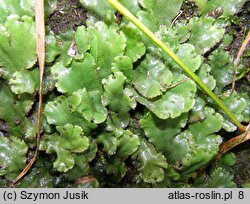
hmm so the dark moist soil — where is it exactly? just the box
[233,76,250,186]
[47,0,87,34]
[233,141,250,187]
[179,0,199,21]
[229,1,250,187]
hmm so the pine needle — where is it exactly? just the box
[215,125,250,161]
[12,0,45,185]
[231,29,250,94]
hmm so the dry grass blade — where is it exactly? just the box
[215,124,250,161]
[231,29,250,94]
[197,124,250,174]
[75,176,97,185]
[12,0,45,185]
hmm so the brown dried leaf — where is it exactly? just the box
[231,30,250,93]
[13,0,45,185]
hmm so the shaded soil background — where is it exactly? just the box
[47,0,87,34]
[47,0,250,187]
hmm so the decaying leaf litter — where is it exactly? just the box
[0,0,249,187]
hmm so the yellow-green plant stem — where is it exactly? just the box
[107,0,246,132]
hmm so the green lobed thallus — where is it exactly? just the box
[106,0,247,132]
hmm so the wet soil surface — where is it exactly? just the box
[233,142,250,186]
[179,0,199,21]
[47,0,87,34]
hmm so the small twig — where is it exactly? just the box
[165,78,190,90]
[170,10,183,28]
[75,176,97,185]
[231,29,250,94]
[12,0,45,185]
[215,123,250,161]
[197,123,250,175]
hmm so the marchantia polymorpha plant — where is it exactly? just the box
[0,0,249,187]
